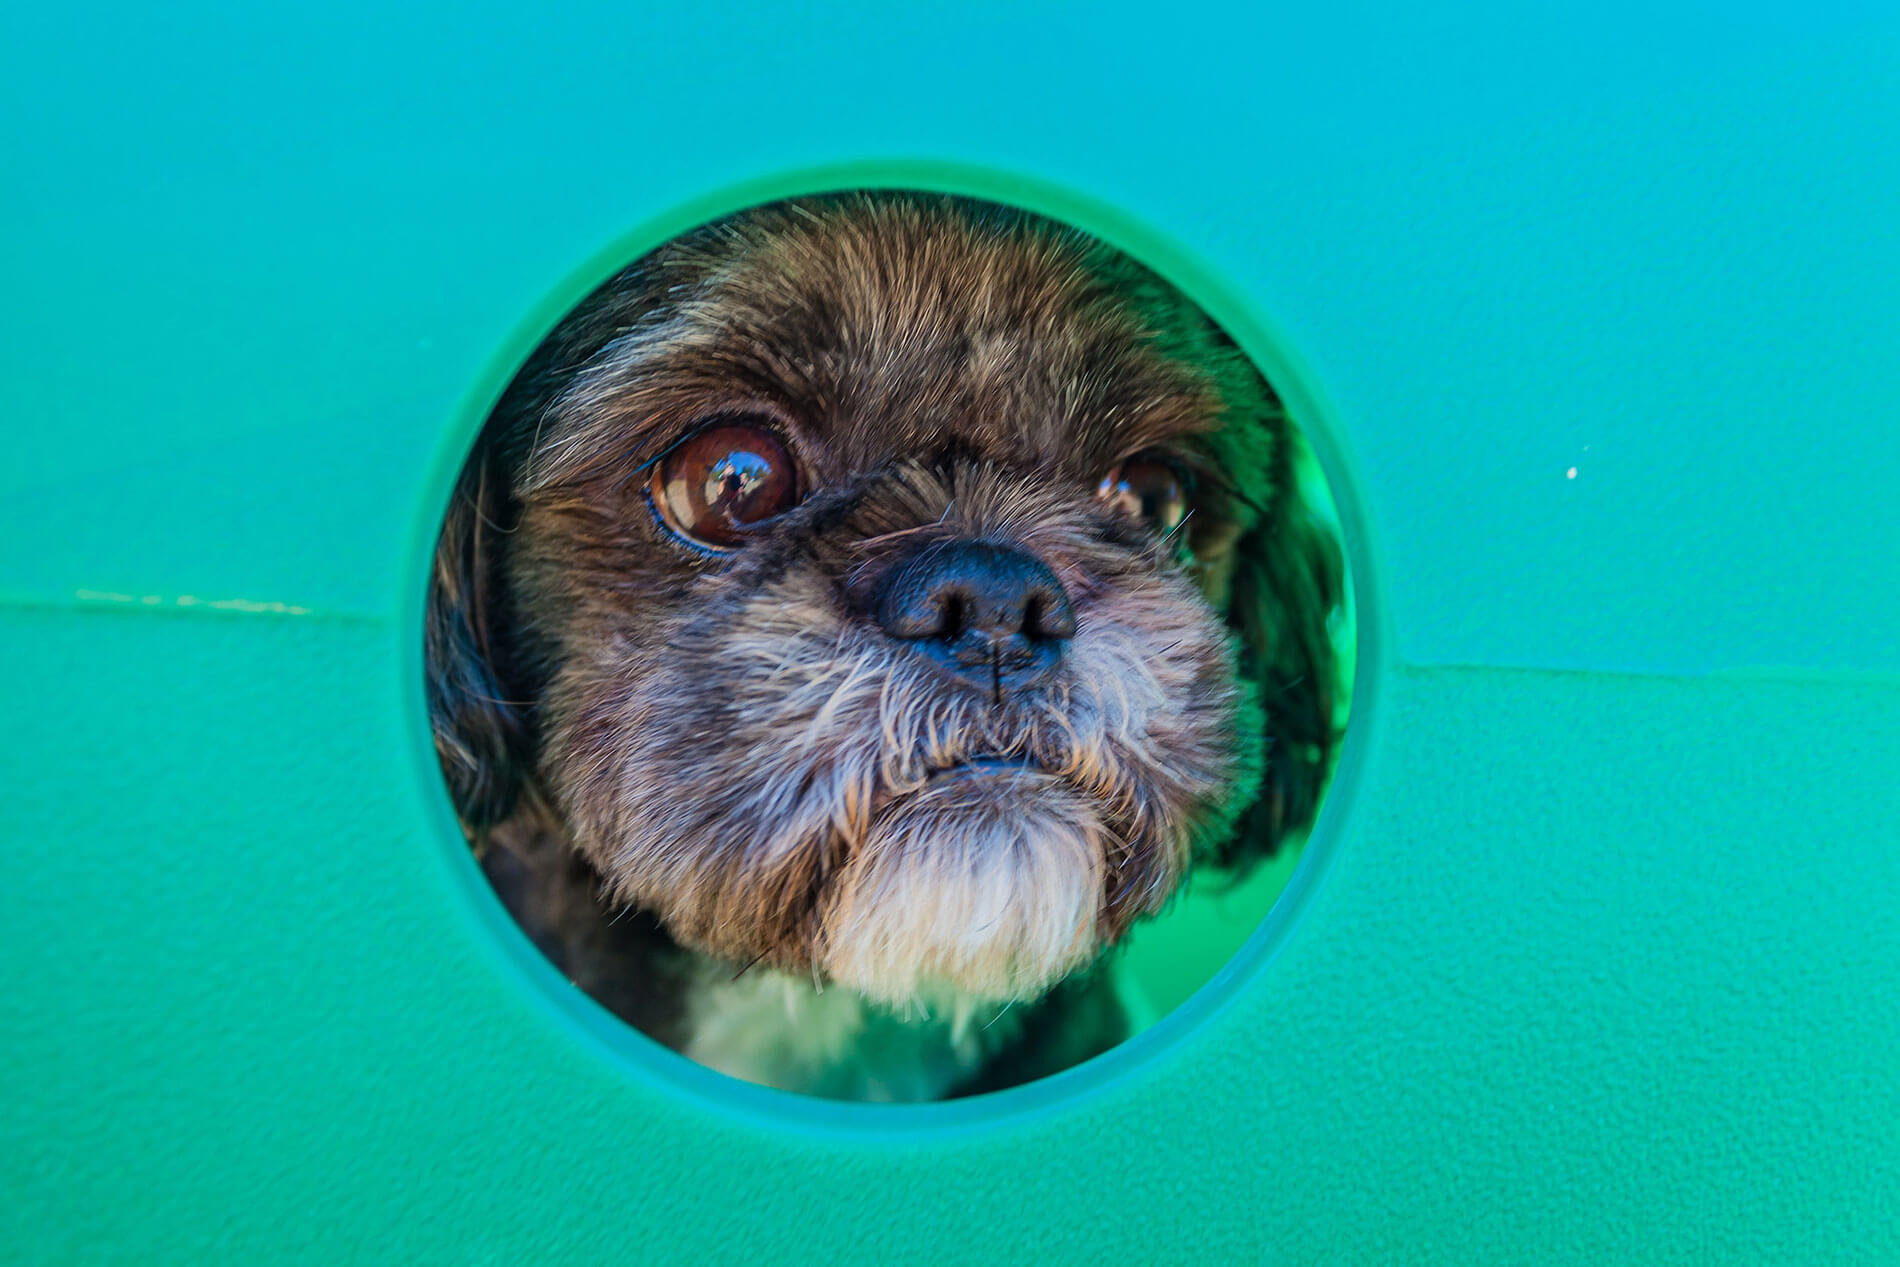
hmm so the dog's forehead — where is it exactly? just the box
[686,201,1223,475]
[520,198,1270,500]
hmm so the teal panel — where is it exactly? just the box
[5,3,1896,1263]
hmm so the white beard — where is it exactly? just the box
[816,772,1109,1007]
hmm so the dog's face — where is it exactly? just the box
[431,195,1342,1010]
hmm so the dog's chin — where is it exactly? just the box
[815,766,1114,1008]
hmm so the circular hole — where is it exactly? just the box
[425,190,1356,1103]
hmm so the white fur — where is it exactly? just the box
[679,966,1025,1102]
[818,774,1106,1006]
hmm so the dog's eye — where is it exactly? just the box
[1097,456,1188,533]
[649,421,800,549]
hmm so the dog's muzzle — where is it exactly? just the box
[872,538,1075,698]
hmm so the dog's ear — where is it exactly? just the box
[1217,436,1346,871]
[426,438,526,828]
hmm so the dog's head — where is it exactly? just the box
[430,194,1342,1008]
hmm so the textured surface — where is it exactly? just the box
[4,3,1898,1262]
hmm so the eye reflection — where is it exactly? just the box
[1097,457,1188,533]
[650,422,799,548]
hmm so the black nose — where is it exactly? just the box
[873,539,1077,697]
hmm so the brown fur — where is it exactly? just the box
[429,193,1343,1098]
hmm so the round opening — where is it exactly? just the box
[425,190,1355,1102]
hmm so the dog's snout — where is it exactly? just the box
[874,540,1076,696]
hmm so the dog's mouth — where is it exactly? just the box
[923,753,1044,784]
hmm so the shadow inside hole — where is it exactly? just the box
[1118,453,1354,1026]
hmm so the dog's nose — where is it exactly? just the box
[873,539,1077,696]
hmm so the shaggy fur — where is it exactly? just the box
[429,193,1343,1100]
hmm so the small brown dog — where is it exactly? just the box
[429,193,1343,1100]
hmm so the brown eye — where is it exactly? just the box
[1097,456,1188,533]
[650,420,800,549]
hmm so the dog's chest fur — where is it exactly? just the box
[677,968,1025,1101]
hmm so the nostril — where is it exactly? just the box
[877,575,965,641]
[939,592,966,642]
[1023,587,1077,642]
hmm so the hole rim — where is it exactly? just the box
[404,158,1385,1132]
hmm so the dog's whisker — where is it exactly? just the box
[1159,506,1196,548]
[849,521,949,551]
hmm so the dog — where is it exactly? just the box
[427,193,1344,1101]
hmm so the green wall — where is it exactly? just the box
[4,4,1896,1261]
